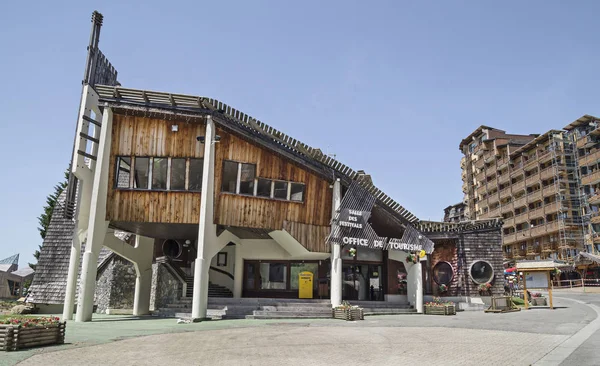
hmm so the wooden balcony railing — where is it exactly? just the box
[499,188,511,200]
[544,202,559,214]
[540,167,555,180]
[530,225,547,237]
[545,221,559,232]
[503,217,515,227]
[542,242,557,252]
[501,204,513,214]
[460,156,466,168]
[488,193,500,206]
[528,206,544,219]
[513,249,526,258]
[514,213,528,224]
[475,158,485,169]
[513,196,527,208]
[498,173,510,185]
[503,233,517,245]
[525,174,539,187]
[543,185,559,197]
[510,167,524,179]
[477,184,486,196]
[526,244,541,255]
[488,207,501,218]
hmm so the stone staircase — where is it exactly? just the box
[154,298,416,320]
[184,278,233,298]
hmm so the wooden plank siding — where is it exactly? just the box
[214,126,333,229]
[106,114,204,224]
[106,113,333,252]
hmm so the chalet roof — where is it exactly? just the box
[11,267,34,278]
[27,192,114,305]
[459,125,496,150]
[573,251,600,265]
[95,85,419,225]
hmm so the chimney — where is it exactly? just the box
[356,170,373,185]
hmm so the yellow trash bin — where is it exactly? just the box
[298,271,313,299]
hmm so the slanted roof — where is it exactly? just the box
[95,85,419,225]
[516,260,573,271]
[563,114,600,131]
[11,267,34,278]
[509,129,562,158]
[459,125,497,150]
[0,254,19,273]
[418,218,503,233]
[573,251,600,265]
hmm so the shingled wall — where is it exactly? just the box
[459,228,504,296]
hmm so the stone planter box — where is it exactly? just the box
[531,297,547,306]
[425,304,456,316]
[0,322,66,351]
[333,308,364,321]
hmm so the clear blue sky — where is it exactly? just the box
[1,1,600,267]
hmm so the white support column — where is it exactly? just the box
[233,243,243,298]
[192,116,217,320]
[62,230,82,320]
[408,260,424,313]
[75,106,113,322]
[133,236,154,316]
[330,179,342,308]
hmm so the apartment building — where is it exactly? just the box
[443,202,467,223]
[460,120,596,262]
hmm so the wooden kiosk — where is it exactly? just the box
[515,260,571,310]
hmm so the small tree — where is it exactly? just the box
[30,170,69,270]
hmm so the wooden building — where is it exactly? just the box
[28,12,505,321]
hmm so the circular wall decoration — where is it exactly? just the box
[162,239,182,259]
[469,260,494,284]
[432,261,454,285]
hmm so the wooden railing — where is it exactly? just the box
[582,170,600,186]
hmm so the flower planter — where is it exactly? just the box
[0,322,66,351]
[531,297,547,306]
[333,307,364,321]
[425,304,456,316]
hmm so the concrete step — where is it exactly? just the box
[262,306,332,313]
[247,313,333,319]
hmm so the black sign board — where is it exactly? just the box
[327,181,434,254]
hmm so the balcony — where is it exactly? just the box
[477,184,486,196]
[512,180,526,193]
[543,185,559,197]
[503,233,517,245]
[513,248,527,258]
[462,181,468,194]
[514,213,528,225]
[528,206,544,219]
[588,193,600,205]
[460,156,466,168]
[546,221,559,233]
[488,207,501,218]
[525,174,539,187]
[544,202,559,214]
[527,190,542,203]
[488,193,500,206]
[577,136,588,149]
[591,212,600,224]
[582,170,600,186]
[497,173,509,185]
[524,157,538,169]
[475,170,485,182]
[540,167,555,180]
[475,158,485,170]
[510,167,524,179]
[579,150,600,167]
[499,187,511,200]
[503,216,515,227]
[501,204,513,214]
[503,251,514,259]
[516,230,531,239]
[537,150,552,164]
[513,196,527,208]
[497,158,509,170]
[530,225,547,237]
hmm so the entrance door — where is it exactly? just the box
[342,263,383,301]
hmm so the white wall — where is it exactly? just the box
[209,244,236,291]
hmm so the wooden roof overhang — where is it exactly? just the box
[509,129,562,159]
[95,85,419,229]
[563,114,600,131]
[416,218,503,240]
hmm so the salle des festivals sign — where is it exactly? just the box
[327,182,434,254]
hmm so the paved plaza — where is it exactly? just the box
[4,294,600,365]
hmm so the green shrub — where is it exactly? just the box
[511,297,525,305]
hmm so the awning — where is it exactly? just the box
[574,252,600,266]
[504,267,516,273]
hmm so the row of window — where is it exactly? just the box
[114,157,305,202]
[221,161,305,202]
[115,157,204,191]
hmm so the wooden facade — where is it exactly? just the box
[106,113,332,252]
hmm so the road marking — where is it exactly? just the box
[534,296,600,365]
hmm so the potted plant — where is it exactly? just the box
[348,248,357,258]
[333,301,364,321]
[405,253,418,264]
[530,292,547,306]
[425,297,456,315]
[478,282,492,295]
[438,284,448,294]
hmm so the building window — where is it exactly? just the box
[256,178,272,198]
[273,181,288,200]
[222,161,238,193]
[170,158,186,191]
[239,163,256,195]
[152,158,168,190]
[115,157,131,188]
[188,159,204,191]
[432,262,454,285]
[290,263,318,290]
[134,157,150,189]
[260,262,287,290]
[290,183,305,202]
[469,260,494,284]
